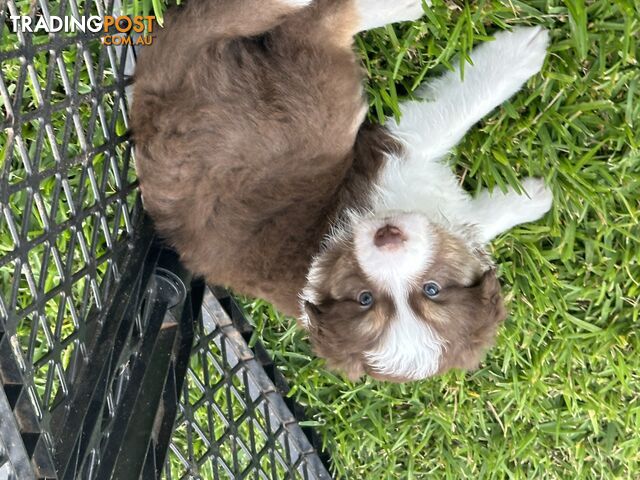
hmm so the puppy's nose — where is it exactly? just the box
[374,225,404,248]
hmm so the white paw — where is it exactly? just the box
[356,0,425,32]
[476,26,549,81]
[470,177,552,242]
[391,0,427,23]
[515,177,553,222]
[278,0,313,8]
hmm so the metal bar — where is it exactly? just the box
[100,292,175,479]
[151,281,203,478]
[199,290,333,480]
[0,381,36,480]
[50,215,157,478]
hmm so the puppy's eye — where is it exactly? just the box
[357,291,374,307]
[423,282,440,298]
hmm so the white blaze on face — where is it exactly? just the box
[367,294,443,379]
[354,213,444,379]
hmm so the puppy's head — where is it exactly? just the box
[300,212,506,382]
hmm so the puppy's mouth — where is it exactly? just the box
[374,225,406,249]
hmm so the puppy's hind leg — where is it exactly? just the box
[215,0,315,37]
[286,0,425,47]
[355,0,426,31]
[467,178,553,243]
[136,0,314,84]
[167,0,313,40]
[389,27,549,161]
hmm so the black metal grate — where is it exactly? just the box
[165,289,330,480]
[1,1,331,479]
[1,0,139,477]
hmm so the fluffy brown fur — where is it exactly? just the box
[132,0,507,382]
[134,0,371,316]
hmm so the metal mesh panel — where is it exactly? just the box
[1,1,331,478]
[165,290,330,480]
[1,0,139,477]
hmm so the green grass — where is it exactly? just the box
[2,0,639,478]
[1,0,135,408]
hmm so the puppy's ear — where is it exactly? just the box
[338,358,364,382]
[461,269,506,369]
[304,300,322,316]
[440,269,507,372]
[302,301,365,381]
[297,301,319,331]
[479,269,507,328]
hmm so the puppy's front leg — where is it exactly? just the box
[355,0,425,31]
[469,177,553,243]
[390,27,549,161]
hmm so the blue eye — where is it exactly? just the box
[358,291,374,307]
[423,282,440,298]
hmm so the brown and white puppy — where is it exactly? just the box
[132,0,553,381]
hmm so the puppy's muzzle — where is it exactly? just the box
[374,225,405,249]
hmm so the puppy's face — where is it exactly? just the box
[301,213,506,382]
